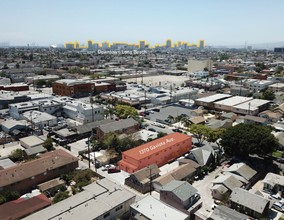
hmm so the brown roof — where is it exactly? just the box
[169,163,196,180]
[37,177,65,192]
[0,194,51,220]
[178,158,201,168]
[131,164,160,183]
[189,116,206,124]
[259,110,282,119]
[122,133,191,161]
[0,149,78,187]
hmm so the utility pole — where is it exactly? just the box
[149,166,152,195]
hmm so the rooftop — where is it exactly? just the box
[24,178,135,220]
[122,133,191,161]
[131,195,189,220]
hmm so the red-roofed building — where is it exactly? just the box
[0,193,51,220]
[119,133,192,173]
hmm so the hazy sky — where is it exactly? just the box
[1,0,284,46]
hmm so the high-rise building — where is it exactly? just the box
[65,42,75,49]
[199,40,205,49]
[166,39,172,48]
[87,40,93,50]
[93,43,99,50]
[102,41,109,49]
[139,41,145,50]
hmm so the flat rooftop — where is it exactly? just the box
[214,96,253,106]
[195,94,232,103]
[24,178,135,220]
[233,99,270,110]
[131,195,188,220]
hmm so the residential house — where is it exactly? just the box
[211,175,243,200]
[188,145,215,166]
[220,112,237,122]
[207,119,232,129]
[262,172,284,195]
[130,195,189,220]
[208,205,250,220]
[188,116,206,125]
[160,180,200,212]
[0,149,78,194]
[230,188,270,219]
[223,163,257,187]
[259,110,282,123]
[25,178,136,220]
[153,163,197,192]
[95,118,139,140]
[125,164,160,194]
[243,115,268,125]
[0,193,51,220]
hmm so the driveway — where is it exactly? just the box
[192,164,224,217]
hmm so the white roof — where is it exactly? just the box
[24,178,135,220]
[214,96,253,106]
[195,94,232,103]
[131,195,188,220]
[233,99,270,110]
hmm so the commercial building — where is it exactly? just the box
[0,83,29,92]
[52,79,118,97]
[199,40,205,49]
[232,99,270,115]
[214,96,253,112]
[119,133,192,173]
[194,94,232,109]
[188,59,213,72]
[53,96,104,124]
[22,110,58,129]
[0,149,78,194]
[25,178,136,220]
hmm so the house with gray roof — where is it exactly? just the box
[262,172,284,194]
[209,205,250,220]
[125,164,160,194]
[211,174,243,200]
[188,145,215,166]
[95,118,139,140]
[223,162,257,186]
[160,180,200,212]
[230,188,270,219]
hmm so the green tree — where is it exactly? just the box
[43,137,54,151]
[157,132,167,138]
[207,128,226,146]
[262,90,275,101]
[115,104,138,119]
[0,194,5,205]
[102,132,121,151]
[2,191,20,202]
[16,63,20,68]
[189,124,211,146]
[53,191,69,203]
[9,149,24,162]
[220,124,278,158]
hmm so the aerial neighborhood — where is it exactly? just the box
[1,41,284,220]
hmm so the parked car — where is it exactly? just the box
[272,202,284,212]
[107,166,121,173]
[148,128,156,132]
[102,164,115,171]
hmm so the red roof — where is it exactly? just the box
[122,132,191,160]
[0,194,51,220]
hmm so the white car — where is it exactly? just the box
[102,164,115,171]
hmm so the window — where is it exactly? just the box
[115,205,123,212]
[103,212,110,218]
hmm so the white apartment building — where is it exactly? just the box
[53,97,104,124]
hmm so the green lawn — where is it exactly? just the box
[272,150,283,158]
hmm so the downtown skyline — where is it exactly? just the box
[1,0,284,47]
